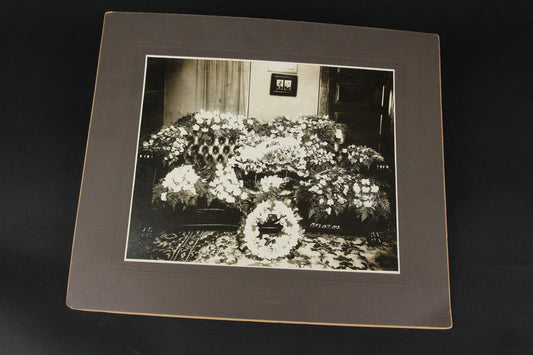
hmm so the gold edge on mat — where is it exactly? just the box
[65,305,453,330]
[66,13,110,306]
[437,35,454,328]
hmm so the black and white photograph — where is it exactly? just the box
[6,1,533,351]
[125,56,398,271]
[270,73,298,96]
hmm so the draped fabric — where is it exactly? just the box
[194,60,250,116]
[163,59,251,125]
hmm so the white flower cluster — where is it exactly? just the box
[161,165,200,200]
[143,125,189,164]
[305,174,340,215]
[288,115,341,140]
[352,178,380,208]
[342,145,384,168]
[243,200,302,260]
[258,116,340,171]
[265,145,308,175]
[284,114,333,129]
[266,115,338,142]
[259,175,286,192]
[266,120,305,141]
[209,164,248,204]
[303,134,336,166]
[232,135,308,176]
[237,128,262,147]
[191,110,253,132]
[300,169,382,217]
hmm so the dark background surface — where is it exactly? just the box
[1,1,532,353]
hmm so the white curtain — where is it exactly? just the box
[194,60,250,116]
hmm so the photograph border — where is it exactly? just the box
[123,54,400,275]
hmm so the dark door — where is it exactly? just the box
[320,67,394,166]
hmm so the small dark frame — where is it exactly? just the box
[270,73,298,96]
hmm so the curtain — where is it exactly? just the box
[194,60,250,116]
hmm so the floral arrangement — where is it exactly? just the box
[230,135,309,177]
[209,164,249,205]
[142,123,189,165]
[241,200,302,260]
[258,175,287,192]
[152,165,208,210]
[264,114,343,146]
[143,110,392,260]
[142,110,258,169]
[296,167,390,222]
[339,145,385,172]
[233,115,342,175]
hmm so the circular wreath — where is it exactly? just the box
[242,200,303,260]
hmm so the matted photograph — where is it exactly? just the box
[270,73,298,96]
[125,56,398,272]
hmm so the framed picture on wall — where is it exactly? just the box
[270,73,298,96]
[67,12,451,329]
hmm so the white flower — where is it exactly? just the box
[353,199,362,208]
[259,175,286,192]
[212,124,221,130]
[209,165,245,204]
[363,201,373,208]
[196,117,204,124]
[160,192,167,201]
[371,185,379,193]
[247,119,254,125]
[327,199,334,206]
[353,183,361,193]
[319,198,325,204]
[362,186,370,193]
[335,129,343,140]
[201,128,208,132]
[326,207,332,215]
[361,178,370,185]
[213,116,221,123]
[192,124,200,131]
[161,165,200,195]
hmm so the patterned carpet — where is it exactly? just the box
[147,230,398,271]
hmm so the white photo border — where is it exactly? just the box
[123,55,400,275]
